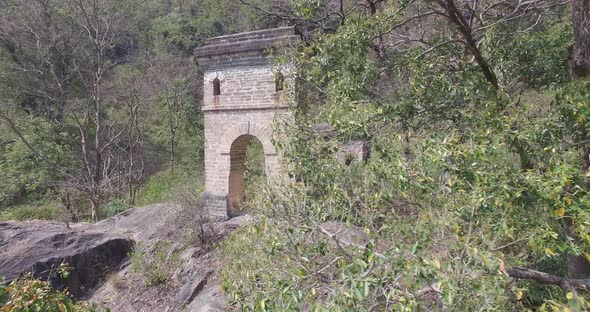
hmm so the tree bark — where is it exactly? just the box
[436,0,500,89]
[90,196,99,223]
[508,266,590,291]
[572,0,590,78]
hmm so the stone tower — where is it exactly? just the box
[194,27,298,219]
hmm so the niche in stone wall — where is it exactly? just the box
[213,77,221,96]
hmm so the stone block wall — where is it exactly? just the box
[195,27,298,219]
[203,104,290,218]
[203,66,286,111]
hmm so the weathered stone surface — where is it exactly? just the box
[86,204,250,311]
[196,28,297,219]
[320,221,369,248]
[312,122,336,138]
[187,284,227,312]
[174,271,213,309]
[0,203,248,311]
[96,203,184,248]
[0,221,133,297]
[194,27,300,69]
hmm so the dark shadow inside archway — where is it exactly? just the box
[228,134,266,217]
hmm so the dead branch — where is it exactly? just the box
[507,266,590,291]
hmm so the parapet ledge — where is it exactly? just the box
[194,27,300,65]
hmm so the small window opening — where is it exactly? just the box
[275,72,284,92]
[213,77,221,96]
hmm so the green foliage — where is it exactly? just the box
[219,4,589,311]
[130,241,180,286]
[174,186,213,246]
[0,200,60,221]
[0,0,221,221]
[145,0,272,55]
[148,14,219,55]
[0,280,8,306]
[293,0,326,19]
[136,165,203,206]
[0,119,75,208]
[243,140,267,211]
[103,199,131,218]
[0,274,104,312]
[483,22,573,89]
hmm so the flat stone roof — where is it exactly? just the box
[203,27,297,46]
[194,27,300,69]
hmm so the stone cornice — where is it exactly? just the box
[202,104,292,112]
[194,27,300,69]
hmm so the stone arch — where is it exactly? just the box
[227,134,266,216]
[219,121,276,155]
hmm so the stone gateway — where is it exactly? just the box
[194,27,298,219]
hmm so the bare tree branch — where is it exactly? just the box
[508,266,590,291]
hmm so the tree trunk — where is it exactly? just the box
[572,0,590,78]
[170,129,176,168]
[508,266,590,291]
[437,0,499,89]
[90,195,99,223]
[92,75,103,223]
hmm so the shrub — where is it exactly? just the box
[136,165,203,206]
[175,186,212,246]
[0,274,104,312]
[103,199,131,218]
[0,201,60,221]
[130,241,180,286]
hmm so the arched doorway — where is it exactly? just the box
[228,134,266,216]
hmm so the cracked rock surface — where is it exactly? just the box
[0,203,253,311]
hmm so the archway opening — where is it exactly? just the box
[228,134,266,217]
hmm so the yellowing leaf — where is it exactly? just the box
[432,282,441,293]
[566,292,574,300]
[565,197,573,206]
[545,248,557,257]
[515,290,523,300]
[433,258,441,270]
[585,253,590,262]
[555,207,566,217]
[498,258,506,273]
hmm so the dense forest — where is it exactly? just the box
[0,0,275,222]
[2,0,590,310]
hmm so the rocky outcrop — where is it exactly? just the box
[0,203,254,311]
[320,221,369,248]
[174,270,213,309]
[0,221,133,297]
